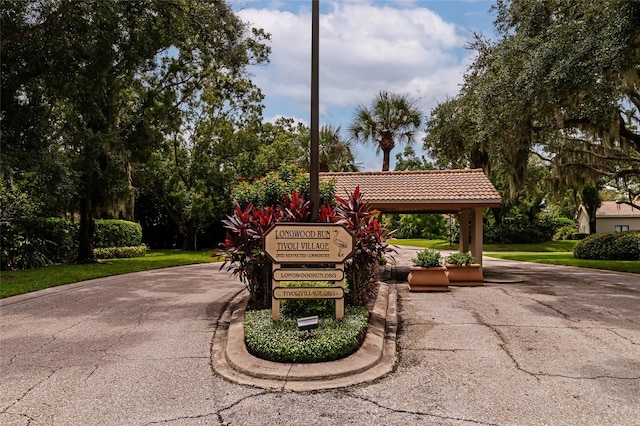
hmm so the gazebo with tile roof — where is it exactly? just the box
[321,169,501,266]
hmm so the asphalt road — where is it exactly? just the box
[1,254,639,425]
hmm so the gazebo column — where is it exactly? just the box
[459,210,470,253]
[470,207,484,266]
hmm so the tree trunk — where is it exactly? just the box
[125,162,135,221]
[379,134,395,171]
[182,232,196,251]
[77,197,97,263]
[585,203,598,234]
[382,148,391,171]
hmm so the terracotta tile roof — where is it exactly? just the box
[320,169,501,211]
[597,201,640,217]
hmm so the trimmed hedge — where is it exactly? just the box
[1,217,144,270]
[93,220,142,248]
[37,218,143,257]
[94,245,147,259]
[573,231,640,261]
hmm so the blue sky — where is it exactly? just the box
[230,0,498,171]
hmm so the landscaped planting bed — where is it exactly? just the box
[243,306,369,363]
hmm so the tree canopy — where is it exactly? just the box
[1,0,270,259]
[424,0,640,201]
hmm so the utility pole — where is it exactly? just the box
[310,0,319,221]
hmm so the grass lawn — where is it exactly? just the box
[388,238,579,252]
[390,239,638,274]
[0,250,220,299]
[485,252,640,274]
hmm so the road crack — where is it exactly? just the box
[0,368,59,414]
[347,392,498,425]
[216,391,270,425]
[471,312,539,380]
[606,328,639,345]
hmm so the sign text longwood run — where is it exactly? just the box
[264,223,355,264]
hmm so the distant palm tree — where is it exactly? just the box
[348,91,423,171]
[298,124,359,172]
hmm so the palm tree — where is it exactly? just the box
[297,124,359,172]
[348,91,423,171]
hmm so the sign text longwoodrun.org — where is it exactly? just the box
[273,268,345,281]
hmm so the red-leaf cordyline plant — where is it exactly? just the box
[216,187,392,309]
[215,203,276,309]
[277,191,310,222]
[334,186,395,306]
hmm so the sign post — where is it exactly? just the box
[264,223,355,320]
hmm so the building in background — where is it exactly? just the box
[577,198,640,234]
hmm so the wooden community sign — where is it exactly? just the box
[263,223,354,264]
[263,223,355,320]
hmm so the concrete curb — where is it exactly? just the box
[211,282,398,391]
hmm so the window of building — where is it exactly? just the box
[614,225,630,232]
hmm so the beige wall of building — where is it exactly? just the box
[576,206,591,234]
[576,202,640,234]
[597,217,640,233]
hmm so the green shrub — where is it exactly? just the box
[94,245,147,259]
[279,281,345,318]
[244,306,369,363]
[554,224,578,241]
[0,183,52,270]
[232,163,335,208]
[570,232,589,240]
[1,232,52,271]
[552,217,575,229]
[36,218,79,263]
[574,231,640,260]
[484,216,556,244]
[445,251,475,265]
[412,248,442,267]
[0,207,144,269]
[93,220,142,248]
[394,213,447,239]
[615,232,640,260]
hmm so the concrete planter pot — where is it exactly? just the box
[408,266,450,292]
[445,264,484,286]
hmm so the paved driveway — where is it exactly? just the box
[1,258,639,425]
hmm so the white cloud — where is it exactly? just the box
[237,1,476,170]
[263,113,309,126]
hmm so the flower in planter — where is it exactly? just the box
[445,251,475,266]
[408,248,449,291]
[411,248,442,268]
[445,251,483,286]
